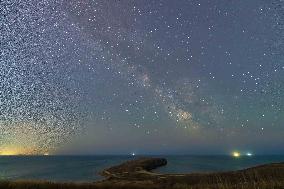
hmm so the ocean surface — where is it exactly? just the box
[0,155,283,182]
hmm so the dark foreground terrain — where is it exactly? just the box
[1,157,284,189]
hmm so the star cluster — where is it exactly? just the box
[0,0,284,154]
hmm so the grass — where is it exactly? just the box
[0,178,284,189]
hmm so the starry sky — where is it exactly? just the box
[0,0,284,155]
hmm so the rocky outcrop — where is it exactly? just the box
[101,157,167,179]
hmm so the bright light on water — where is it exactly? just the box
[246,153,253,156]
[232,151,241,158]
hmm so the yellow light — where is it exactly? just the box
[0,149,19,156]
[0,146,38,156]
[44,153,49,156]
[232,151,241,157]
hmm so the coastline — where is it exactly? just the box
[1,157,284,189]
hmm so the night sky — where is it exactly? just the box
[1,0,284,155]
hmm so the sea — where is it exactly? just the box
[0,155,283,182]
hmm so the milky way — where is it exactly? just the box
[0,0,284,155]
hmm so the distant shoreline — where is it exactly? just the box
[0,157,284,189]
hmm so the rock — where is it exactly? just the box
[101,157,167,178]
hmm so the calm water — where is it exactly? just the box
[0,155,283,182]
